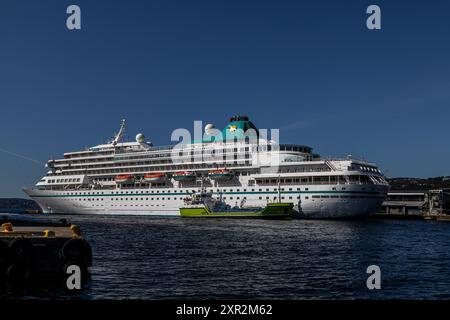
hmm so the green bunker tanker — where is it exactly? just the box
[180,190,294,219]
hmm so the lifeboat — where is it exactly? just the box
[115,174,135,184]
[144,172,166,183]
[208,169,233,180]
[172,171,196,181]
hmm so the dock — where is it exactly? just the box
[375,189,450,220]
[0,215,92,292]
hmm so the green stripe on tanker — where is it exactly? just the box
[180,202,294,219]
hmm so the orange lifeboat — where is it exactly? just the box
[172,171,196,181]
[144,172,166,183]
[115,174,135,184]
[208,169,233,180]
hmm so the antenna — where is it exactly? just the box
[112,119,126,146]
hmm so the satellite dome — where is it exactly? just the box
[136,133,153,149]
[204,123,215,135]
[136,133,145,143]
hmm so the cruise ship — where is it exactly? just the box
[24,116,389,218]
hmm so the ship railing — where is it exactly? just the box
[255,181,376,186]
[113,145,175,155]
[321,156,377,166]
[275,168,332,173]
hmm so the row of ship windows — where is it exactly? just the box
[60,186,350,196]
[311,195,381,199]
[56,157,315,171]
[59,153,251,168]
[89,170,260,182]
[62,145,311,161]
[47,166,370,182]
[75,196,301,201]
[48,166,328,182]
[57,157,247,170]
[46,174,379,186]
[71,195,381,202]
[63,149,250,163]
[346,165,381,174]
[256,175,380,184]
[47,178,81,183]
[51,162,252,175]
[91,204,167,207]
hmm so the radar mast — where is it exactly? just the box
[112,119,126,146]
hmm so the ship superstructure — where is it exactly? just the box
[24,116,389,218]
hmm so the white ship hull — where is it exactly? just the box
[24,184,388,219]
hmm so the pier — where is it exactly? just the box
[0,215,92,292]
[376,189,450,220]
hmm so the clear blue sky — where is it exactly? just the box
[1,0,449,197]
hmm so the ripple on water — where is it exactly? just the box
[17,216,450,299]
